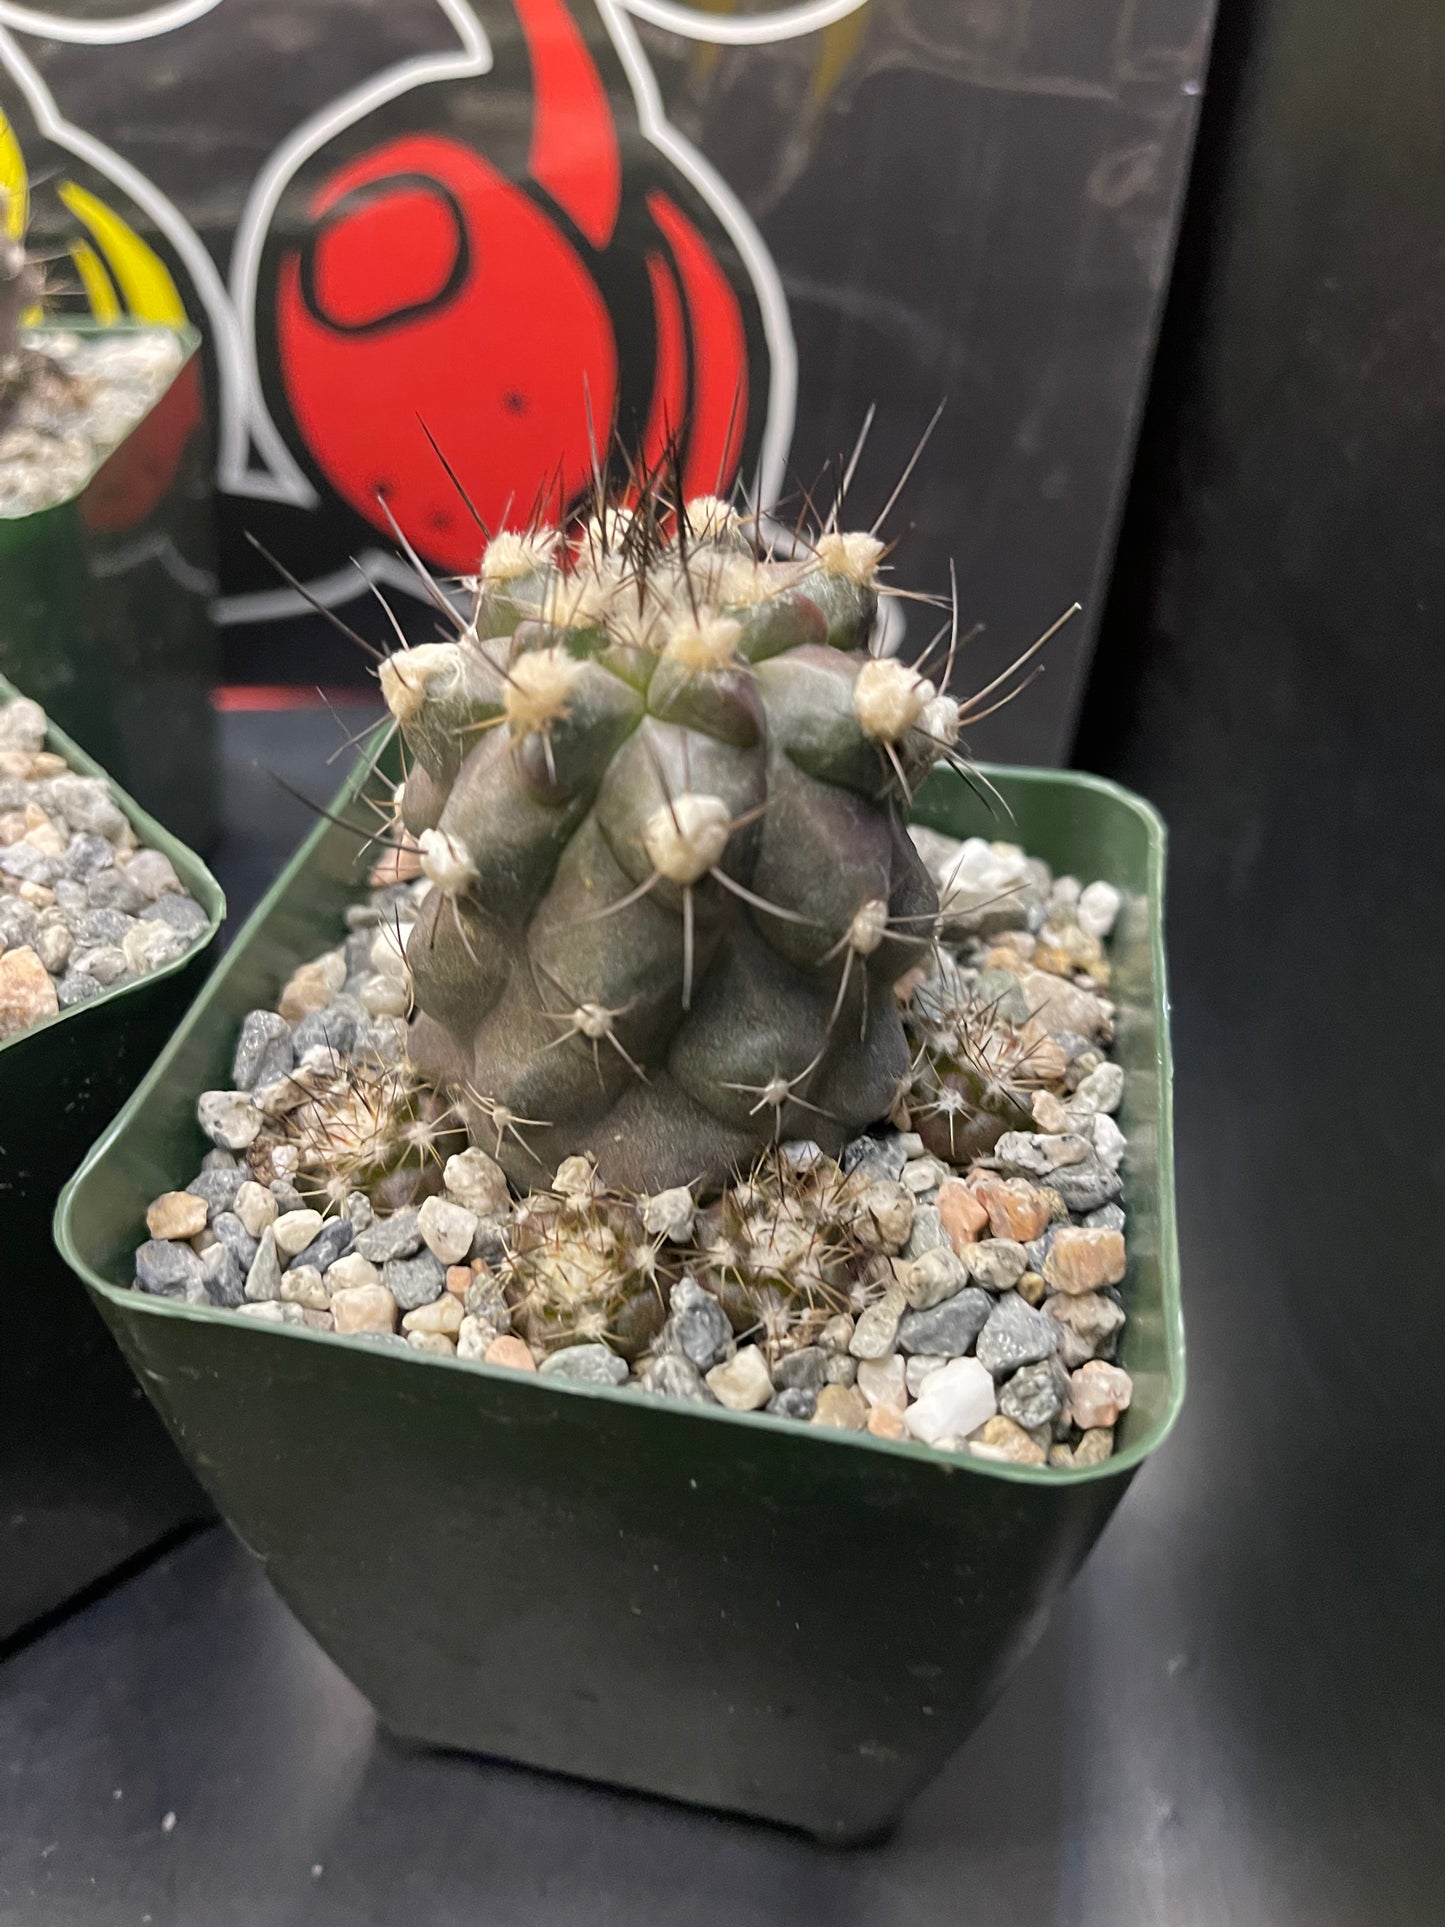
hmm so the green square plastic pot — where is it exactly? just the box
[0,323,220,851]
[1,673,223,1645]
[55,752,1182,1839]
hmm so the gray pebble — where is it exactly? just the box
[49,774,126,838]
[51,879,88,917]
[998,1357,1068,1432]
[823,1355,858,1387]
[134,1238,207,1300]
[56,971,100,1007]
[1047,1157,1123,1214]
[244,1228,283,1302]
[34,923,73,974]
[62,833,114,881]
[897,1286,993,1357]
[773,1345,826,1392]
[71,944,127,987]
[1084,1203,1126,1233]
[963,1239,1028,1292]
[201,1242,246,1308]
[840,1133,908,1182]
[185,1165,247,1216]
[767,1386,817,1421]
[0,899,39,949]
[355,1207,423,1263]
[993,1131,1093,1177]
[463,1276,511,1330]
[146,893,209,937]
[210,1210,258,1271]
[976,1293,1060,1378]
[122,849,182,900]
[638,1354,712,1402]
[0,842,55,884]
[538,1343,628,1387]
[201,1149,240,1172]
[383,1250,446,1310]
[292,997,365,1058]
[662,1276,732,1370]
[74,908,136,947]
[471,1221,509,1269]
[903,1204,948,1261]
[345,1190,375,1233]
[232,1010,294,1091]
[85,867,148,914]
[1025,1225,1062,1272]
[289,1216,353,1273]
[268,1178,306,1213]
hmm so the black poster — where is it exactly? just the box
[1,0,1211,757]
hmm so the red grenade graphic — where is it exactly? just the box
[268,0,758,573]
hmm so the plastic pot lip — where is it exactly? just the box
[54,755,1183,1492]
[0,669,225,1058]
[3,321,203,519]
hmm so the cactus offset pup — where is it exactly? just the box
[382,489,971,1194]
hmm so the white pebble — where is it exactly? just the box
[273,1209,323,1257]
[905,1354,948,1398]
[233,1181,278,1239]
[442,1146,510,1218]
[196,1090,263,1151]
[642,1185,696,1243]
[417,1194,478,1265]
[326,1252,380,1292]
[904,1356,997,1446]
[856,1354,908,1413]
[1077,880,1121,940]
[1091,1113,1127,1171]
[705,1345,774,1411]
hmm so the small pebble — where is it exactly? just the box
[819,1312,855,1353]
[856,1353,908,1413]
[279,1265,329,1311]
[866,1403,906,1439]
[196,1091,264,1152]
[1076,880,1121,939]
[134,1238,207,1301]
[639,1354,711,1402]
[1046,1290,1127,1366]
[1043,1226,1127,1295]
[455,1314,497,1360]
[273,1209,323,1258]
[232,1011,294,1091]
[1069,1361,1134,1429]
[823,1355,858,1387]
[848,1285,907,1359]
[768,1386,817,1420]
[706,1345,774,1411]
[382,1250,447,1311]
[540,1343,629,1386]
[663,1277,733,1371]
[354,1208,423,1263]
[331,1283,399,1335]
[1071,1427,1116,1466]
[935,1177,989,1251]
[774,1346,826,1392]
[186,1166,246,1216]
[417,1195,479,1265]
[291,1218,354,1273]
[243,1228,283,1303]
[970,1415,1046,1465]
[278,952,346,1023]
[0,945,58,1036]
[233,1181,278,1239]
[401,1293,465,1337]
[145,1191,208,1241]
[326,1252,381,1293]
[904,1357,996,1445]
[812,1383,867,1430]
[998,1358,1067,1432]
[442,1147,510,1218]
[962,1239,1028,1292]
[484,1334,537,1372]
[976,1293,1060,1378]
[895,1242,971,1311]
[905,1354,947,1397]
[977,1178,1052,1245]
[897,1287,992,1357]
[407,1331,456,1356]
[642,1186,696,1242]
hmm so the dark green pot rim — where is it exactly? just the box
[0,668,224,1057]
[54,750,1183,1490]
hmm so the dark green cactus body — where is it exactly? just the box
[386,511,953,1194]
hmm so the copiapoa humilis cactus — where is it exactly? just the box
[372,457,1045,1196]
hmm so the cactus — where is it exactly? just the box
[503,1155,670,1357]
[381,481,970,1195]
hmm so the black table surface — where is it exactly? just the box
[0,699,1440,1926]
